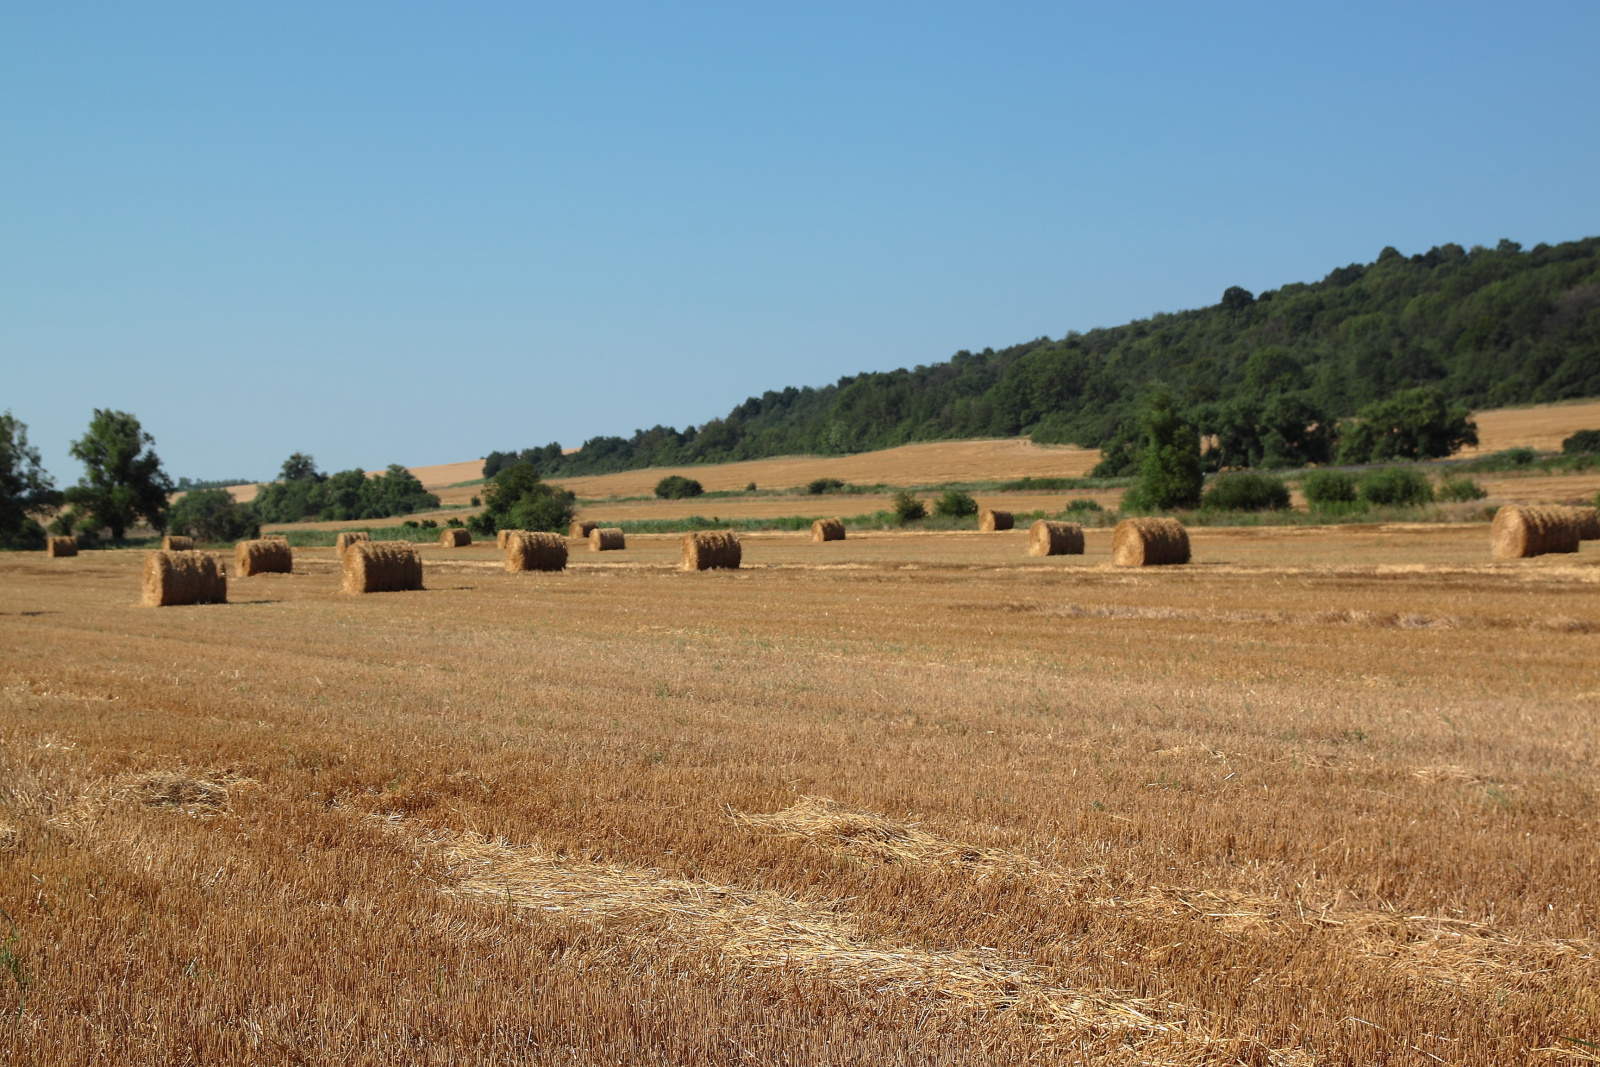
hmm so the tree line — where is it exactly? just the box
[486,235,1599,479]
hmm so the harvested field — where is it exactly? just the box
[2,525,1598,1065]
[1459,397,1600,455]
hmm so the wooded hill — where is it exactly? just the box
[492,236,1600,479]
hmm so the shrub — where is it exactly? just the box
[1122,392,1203,511]
[655,475,704,500]
[891,490,926,523]
[1358,467,1434,507]
[1563,429,1600,455]
[934,489,978,518]
[1301,470,1358,505]
[807,478,845,495]
[744,482,757,492]
[1201,472,1290,511]
[470,462,577,535]
[1064,498,1103,512]
[166,487,259,543]
[1437,477,1487,502]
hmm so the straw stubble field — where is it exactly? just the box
[1,528,1598,1065]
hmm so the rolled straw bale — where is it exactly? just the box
[1564,505,1600,541]
[1112,517,1190,567]
[496,528,517,550]
[978,509,1014,532]
[589,527,625,552]
[1490,505,1580,559]
[235,538,293,577]
[681,530,741,570]
[161,535,195,552]
[1028,519,1084,557]
[335,531,370,557]
[341,540,423,594]
[142,551,226,607]
[45,536,77,558]
[810,517,846,542]
[504,530,567,572]
[439,528,471,548]
[570,520,598,539]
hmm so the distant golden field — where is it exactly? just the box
[3,526,1598,1064]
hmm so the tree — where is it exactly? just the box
[62,410,173,540]
[1123,392,1203,511]
[279,452,322,483]
[0,412,60,548]
[1220,286,1255,312]
[469,462,575,535]
[655,476,704,499]
[1336,388,1478,464]
[166,488,259,543]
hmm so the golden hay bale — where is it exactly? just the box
[810,517,846,542]
[439,528,471,548]
[45,536,77,558]
[504,530,568,572]
[161,535,194,552]
[496,528,517,550]
[589,527,625,552]
[1028,519,1084,556]
[341,540,424,594]
[1112,517,1191,566]
[335,531,370,557]
[1490,505,1580,559]
[570,520,598,539]
[978,509,1014,532]
[142,551,226,607]
[681,530,741,570]
[235,538,292,577]
[1564,505,1600,541]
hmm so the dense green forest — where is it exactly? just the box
[487,236,1600,479]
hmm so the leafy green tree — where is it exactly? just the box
[62,409,174,540]
[469,462,575,535]
[1562,429,1600,454]
[1201,473,1289,511]
[1357,467,1434,506]
[1123,393,1203,511]
[0,412,60,549]
[1336,388,1478,464]
[934,489,978,517]
[891,490,926,523]
[166,488,259,543]
[654,475,704,499]
[1301,470,1358,505]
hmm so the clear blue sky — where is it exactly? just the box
[4,2,1597,482]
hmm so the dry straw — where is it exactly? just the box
[141,551,227,607]
[810,517,845,542]
[495,528,517,550]
[1028,519,1084,556]
[341,540,423,594]
[1564,504,1600,541]
[439,528,471,548]
[1112,517,1190,566]
[45,535,77,558]
[504,530,567,572]
[978,508,1013,532]
[681,530,741,570]
[589,527,625,552]
[234,538,293,577]
[334,531,370,557]
[160,535,194,551]
[569,520,597,539]
[1490,504,1579,559]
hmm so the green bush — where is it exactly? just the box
[654,475,704,499]
[892,490,926,523]
[1437,477,1487,502]
[1562,429,1600,454]
[744,482,757,492]
[1301,470,1358,505]
[1201,473,1290,511]
[166,488,259,543]
[1357,467,1434,506]
[934,489,978,518]
[807,477,845,495]
[1122,392,1203,511]
[470,462,577,535]
[1063,498,1103,512]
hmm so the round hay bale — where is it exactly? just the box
[341,540,424,593]
[569,520,598,540]
[589,527,625,552]
[335,531,371,557]
[1112,517,1190,566]
[161,535,195,552]
[1490,505,1580,559]
[1028,519,1084,556]
[142,550,227,607]
[1563,505,1600,541]
[439,528,471,548]
[681,530,741,570]
[235,538,293,577]
[810,517,846,542]
[978,509,1014,532]
[496,528,518,550]
[504,530,567,572]
[45,535,77,558]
